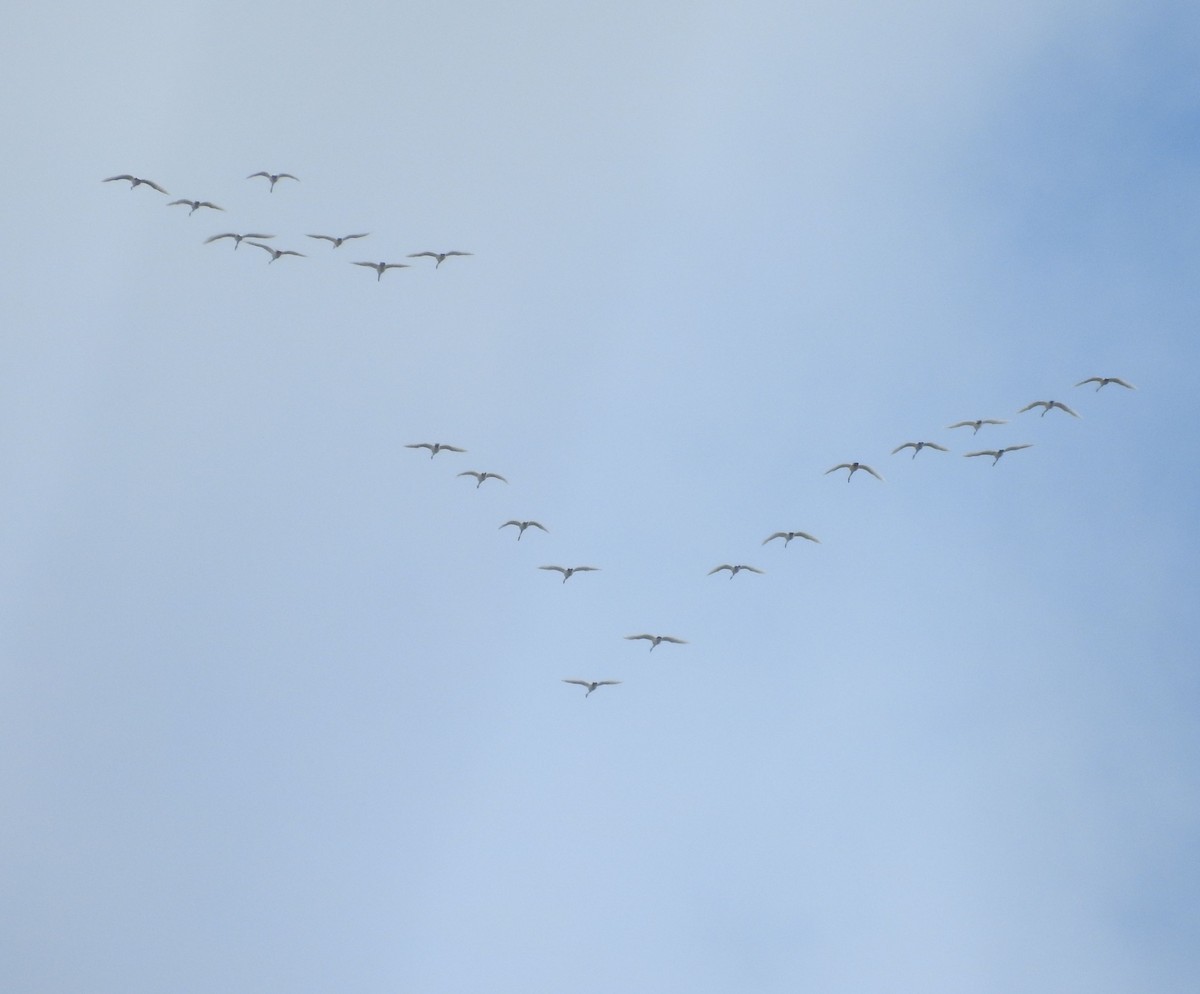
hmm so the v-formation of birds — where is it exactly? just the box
[104,170,471,279]
[105,170,1135,700]
[405,369,1134,698]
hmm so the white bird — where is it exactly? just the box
[1076,376,1136,391]
[562,679,620,697]
[103,174,168,194]
[247,242,305,263]
[539,565,599,583]
[891,441,949,458]
[458,470,508,488]
[247,171,299,191]
[825,462,884,481]
[407,250,473,267]
[167,198,223,215]
[204,232,274,249]
[624,634,687,651]
[352,261,410,281]
[762,531,820,547]
[964,444,1033,465]
[708,564,764,578]
[405,442,466,458]
[947,418,1008,434]
[308,233,370,248]
[1019,400,1080,418]
[501,520,548,540]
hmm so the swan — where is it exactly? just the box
[167,199,223,215]
[708,564,764,578]
[562,679,620,697]
[247,171,299,191]
[825,462,884,481]
[103,174,168,194]
[204,232,274,249]
[308,233,369,248]
[891,441,948,458]
[762,531,820,547]
[501,520,548,540]
[624,634,687,651]
[947,418,1007,434]
[246,242,305,263]
[1018,400,1079,418]
[964,444,1033,465]
[539,565,599,583]
[457,471,508,488]
[352,261,410,281]
[407,250,473,267]
[1076,376,1135,391]
[405,442,466,458]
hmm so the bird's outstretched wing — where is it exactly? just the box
[571,566,598,572]
[708,565,733,574]
[737,565,765,574]
[1004,444,1033,453]
[539,565,568,574]
[625,634,654,642]
[860,465,884,481]
[1051,401,1080,417]
[963,450,997,459]
[923,442,949,452]
[825,464,852,474]
[891,443,917,454]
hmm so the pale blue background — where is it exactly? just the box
[3,3,1198,992]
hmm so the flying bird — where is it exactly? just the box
[308,233,370,248]
[708,564,764,578]
[762,531,820,547]
[352,261,410,281]
[247,171,299,191]
[167,198,223,215]
[457,471,507,488]
[501,520,548,540]
[964,444,1033,465]
[247,242,305,263]
[624,634,687,651]
[947,418,1008,434]
[405,442,466,458]
[1019,400,1079,418]
[539,565,599,583]
[103,174,168,193]
[891,441,949,458]
[562,679,620,697]
[407,250,473,267]
[825,462,884,481]
[204,232,274,249]
[1076,376,1135,391]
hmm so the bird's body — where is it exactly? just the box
[408,250,473,267]
[825,462,884,482]
[501,520,548,540]
[562,679,620,697]
[762,531,820,547]
[353,261,410,281]
[892,441,949,459]
[308,233,369,248]
[1076,376,1135,392]
[204,232,274,249]
[539,565,599,583]
[406,442,466,458]
[103,174,168,194]
[624,634,687,651]
[947,418,1008,434]
[1019,400,1079,418]
[247,242,305,263]
[708,564,764,579]
[168,199,223,215]
[458,471,507,488]
[964,444,1033,465]
[247,171,299,191]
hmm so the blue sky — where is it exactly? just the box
[3,2,1198,992]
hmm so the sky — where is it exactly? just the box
[3,2,1199,992]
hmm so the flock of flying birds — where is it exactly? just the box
[104,170,1136,700]
[102,171,471,278]
[405,370,1134,697]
